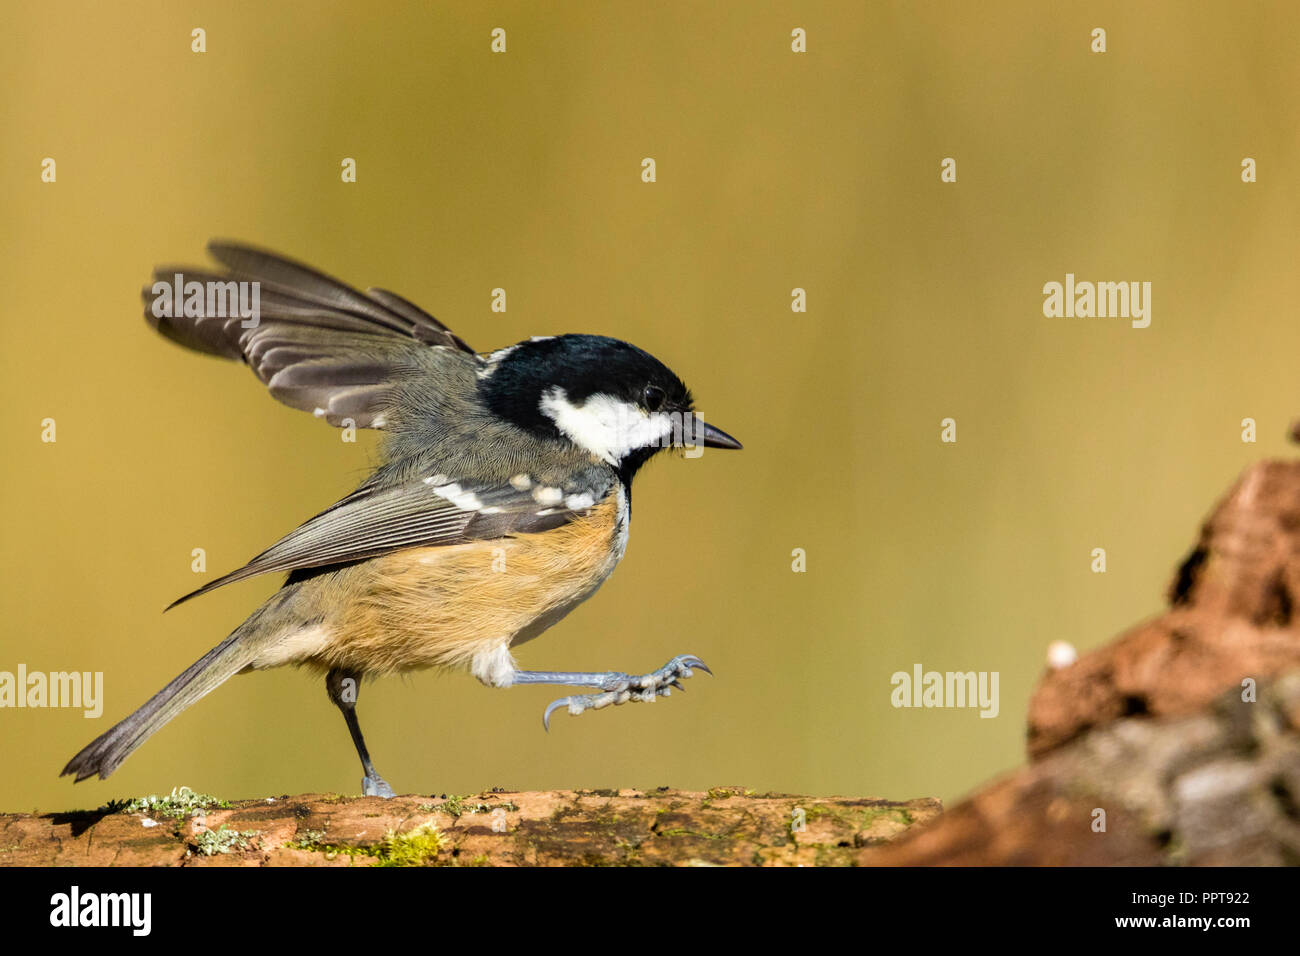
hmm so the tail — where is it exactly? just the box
[62,624,261,783]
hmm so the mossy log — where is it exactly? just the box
[0,787,941,867]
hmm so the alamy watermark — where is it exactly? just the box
[150,273,260,327]
[1042,273,1151,329]
[50,886,150,936]
[0,665,103,718]
[890,664,999,718]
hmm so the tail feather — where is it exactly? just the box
[61,627,258,783]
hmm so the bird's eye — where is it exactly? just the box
[642,384,667,412]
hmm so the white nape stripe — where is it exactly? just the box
[476,344,519,381]
[539,387,674,465]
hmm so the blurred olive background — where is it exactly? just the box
[2,1,1298,814]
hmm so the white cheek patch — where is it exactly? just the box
[539,388,674,465]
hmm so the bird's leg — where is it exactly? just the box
[510,654,712,729]
[325,668,395,798]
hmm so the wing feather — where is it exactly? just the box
[166,475,606,609]
[143,242,477,428]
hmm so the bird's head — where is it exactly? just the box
[479,334,741,479]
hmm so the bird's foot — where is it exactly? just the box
[362,774,396,798]
[542,654,711,729]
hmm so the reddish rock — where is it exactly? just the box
[1029,461,1300,759]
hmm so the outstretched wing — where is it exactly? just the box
[143,241,477,427]
[167,472,614,609]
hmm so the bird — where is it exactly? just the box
[61,241,742,797]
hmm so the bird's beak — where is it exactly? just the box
[698,420,743,450]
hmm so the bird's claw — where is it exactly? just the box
[362,774,396,799]
[542,654,711,730]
